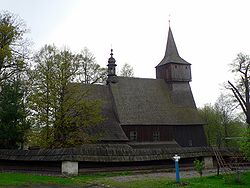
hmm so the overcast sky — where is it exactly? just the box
[2,0,250,107]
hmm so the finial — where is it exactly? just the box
[168,14,171,27]
[110,49,113,57]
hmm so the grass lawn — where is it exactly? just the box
[99,172,250,188]
[0,171,249,188]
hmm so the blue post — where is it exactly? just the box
[173,154,180,183]
[175,160,180,183]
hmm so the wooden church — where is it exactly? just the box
[83,26,207,148]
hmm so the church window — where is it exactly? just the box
[153,131,160,141]
[130,131,137,141]
[175,65,177,68]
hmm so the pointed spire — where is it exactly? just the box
[157,26,190,67]
[165,27,180,59]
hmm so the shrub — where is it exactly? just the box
[194,159,205,177]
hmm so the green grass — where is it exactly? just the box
[0,171,133,187]
[0,171,249,188]
[0,173,79,186]
[98,171,250,188]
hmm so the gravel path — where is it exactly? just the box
[107,168,218,182]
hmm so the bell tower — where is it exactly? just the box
[156,27,191,82]
[107,49,118,84]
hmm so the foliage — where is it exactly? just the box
[28,45,59,146]
[53,85,104,148]
[193,159,205,177]
[199,104,224,147]
[75,47,106,84]
[0,11,30,85]
[198,95,246,147]
[239,128,250,160]
[28,45,104,148]
[0,81,30,149]
[228,53,250,126]
[119,63,134,77]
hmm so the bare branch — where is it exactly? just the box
[228,81,247,115]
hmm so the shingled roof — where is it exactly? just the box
[157,27,190,67]
[110,77,203,125]
[71,74,203,142]
[74,84,128,142]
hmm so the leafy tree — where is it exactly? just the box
[199,104,224,147]
[54,84,103,147]
[119,63,134,77]
[53,50,104,147]
[0,80,30,149]
[75,47,106,84]
[0,11,30,85]
[199,98,245,147]
[239,129,250,160]
[29,45,104,148]
[228,53,250,126]
[28,45,58,146]
[0,11,30,149]
[214,94,244,147]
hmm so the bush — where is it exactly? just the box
[194,159,205,177]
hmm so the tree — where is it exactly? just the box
[29,45,104,148]
[239,129,250,160]
[54,84,103,147]
[0,11,30,149]
[228,53,250,126]
[119,63,134,77]
[199,105,224,147]
[0,80,30,149]
[198,98,245,147]
[0,11,30,85]
[214,94,245,147]
[75,47,106,84]
[28,45,58,146]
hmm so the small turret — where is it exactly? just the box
[156,27,191,82]
[107,49,118,84]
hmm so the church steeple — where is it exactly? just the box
[156,26,191,82]
[107,49,118,84]
[157,27,190,67]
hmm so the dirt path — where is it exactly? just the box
[107,168,218,182]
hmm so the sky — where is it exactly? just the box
[1,0,250,107]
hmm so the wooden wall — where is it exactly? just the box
[174,125,207,147]
[156,64,191,82]
[122,125,174,142]
[122,125,207,147]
